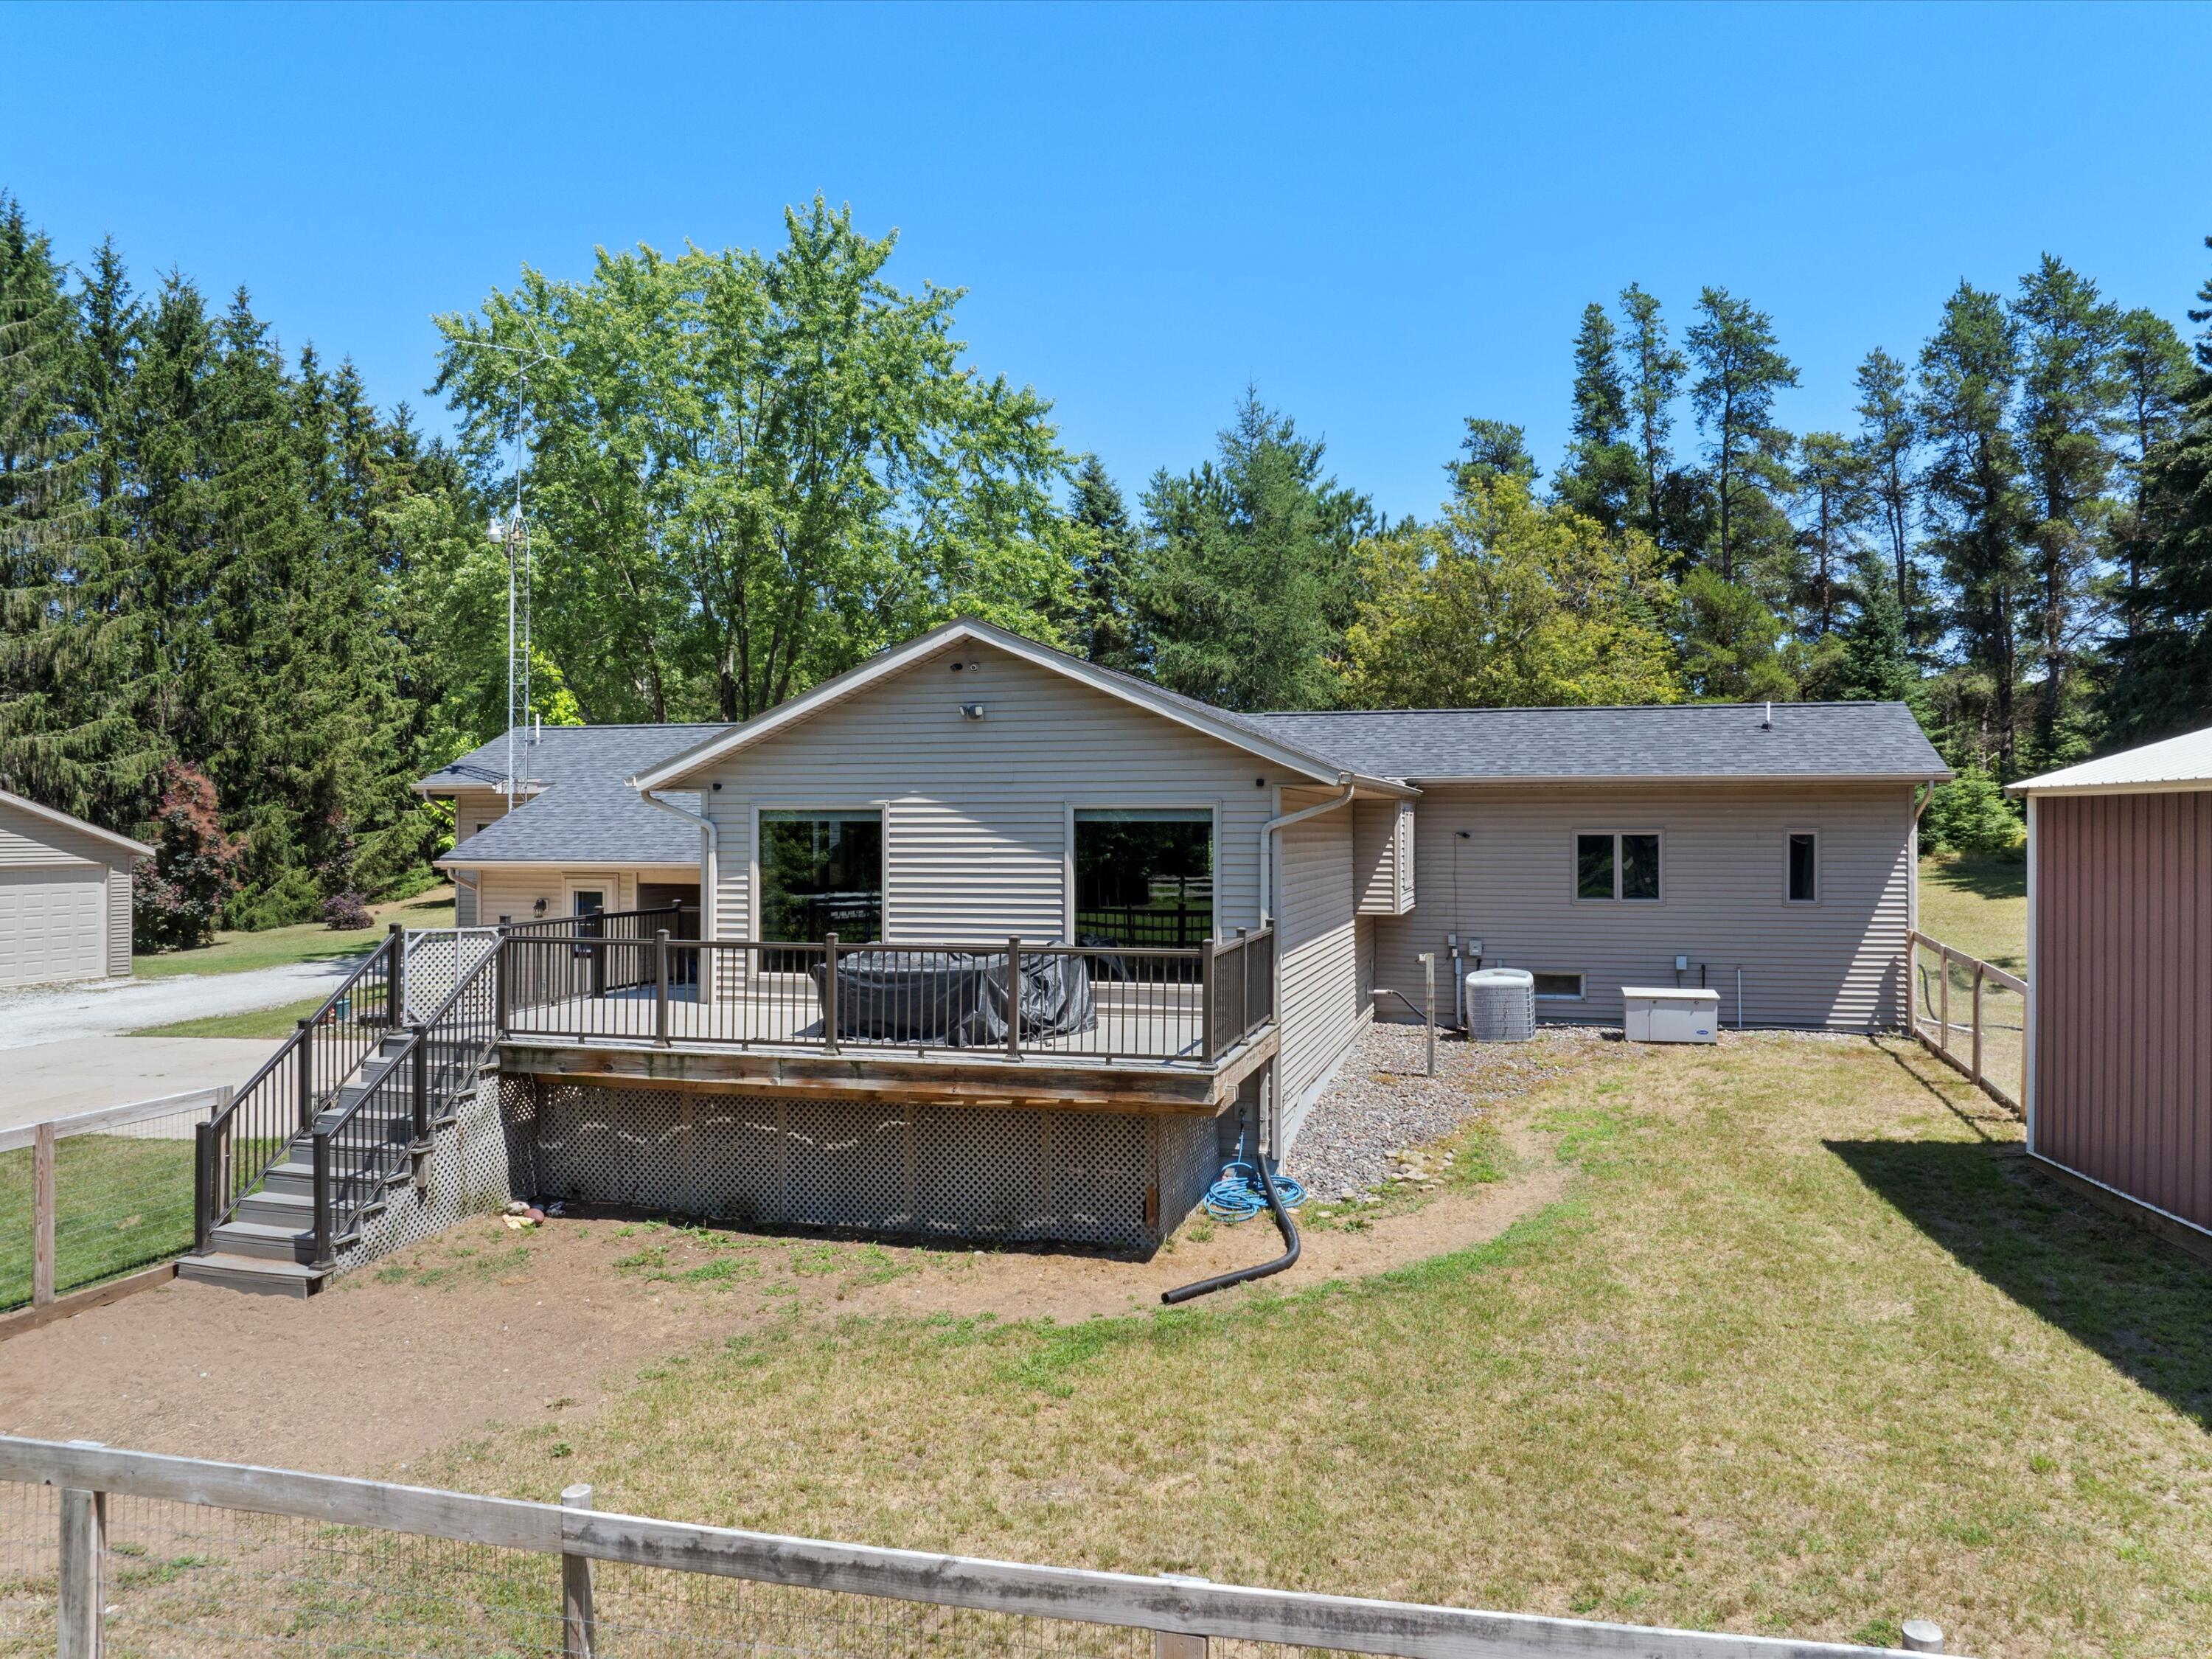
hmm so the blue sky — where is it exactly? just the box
[9,1,2211,523]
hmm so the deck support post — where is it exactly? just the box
[494,925,512,1034]
[1006,937,1023,1059]
[296,1018,314,1131]
[410,1023,431,1154]
[387,922,406,1024]
[57,1441,105,1659]
[311,1129,334,1268]
[1200,940,1217,1063]
[655,930,671,1047]
[32,1121,56,1307]
[560,1482,597,1658]
[821,933,840,1055]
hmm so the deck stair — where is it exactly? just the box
[183,928,503,1298]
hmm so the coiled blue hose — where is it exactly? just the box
[1202,1160,1307,1222]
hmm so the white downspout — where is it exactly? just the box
[1258,773,1356,928]
[640,787,718,941]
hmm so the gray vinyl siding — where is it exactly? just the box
[1352,799,1402,915]
[698,637,1278,945]
[108,865,131,975]
[1275,787,1367,1150]
[449,788,514,850]
[1369,782,1915,1031]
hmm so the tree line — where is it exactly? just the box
[6,187,2211,940]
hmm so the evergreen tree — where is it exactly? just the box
[2101,240,2212,744]
[1919,282,2031,776]
[1065,454,1141,672]
[1553,302,1641,532]
[1831,552,1916,703]
[1450,418,1537,494]
[2012,254,2121,770]
[1673,564,1795,700]
[2107,307,2192,639]
[1792,431,1868,636]
[1618,283,1686,551]
[1851,346,1925,648]
[1686,286,1798,587]
[1136,390,1375,711]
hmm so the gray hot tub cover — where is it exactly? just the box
[810,948,1096,1046]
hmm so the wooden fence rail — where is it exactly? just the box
[0,1436,1952,1658]
[1906,929,2026,1116]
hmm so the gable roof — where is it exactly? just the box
[628,619,1399,793]
[2009,722,2212,796]
[425,725,724,869]
[1238,702,1950,784]
[0,788,153,862]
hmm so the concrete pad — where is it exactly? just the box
[0,1037,282,1132]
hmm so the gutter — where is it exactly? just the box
[638,787,719,938]
[1259,773,1355,927]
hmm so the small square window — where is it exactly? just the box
[1532,972,1585,1001]
[1574,831,1661,902]
[1787,831,1818,903]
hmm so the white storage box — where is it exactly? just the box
[1621,987,1720,1044]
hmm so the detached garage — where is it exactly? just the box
[0,790,151,990]
[2011,724,2212,1251]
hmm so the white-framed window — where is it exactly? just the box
[1573,830,1662,902]
[1786,829,1819,904]
[1532,972,1585,1001]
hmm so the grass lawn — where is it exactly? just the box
[1919,854,2026,973]
[130,992,335,1040]
[424,1034,2212,1656]
[131,886,456,980]
[0,1133,198,1311]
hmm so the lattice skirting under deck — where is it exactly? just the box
[333,1077,529,1275]
[506,1080,1222,1254]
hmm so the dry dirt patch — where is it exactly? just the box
[0,1026,1612,1476]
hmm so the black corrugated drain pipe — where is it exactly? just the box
[1160,1158,1301,1305]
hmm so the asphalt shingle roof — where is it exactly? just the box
[425,724,724,866]
[1237,703,1950,783]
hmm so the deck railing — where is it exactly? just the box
[1907,928,2027,1116]
[498,923,1276,1066]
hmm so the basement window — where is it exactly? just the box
[1531,973,1585,1001]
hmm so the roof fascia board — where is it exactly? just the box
[2007,778,2212,798]
[1400,771,1952,787]
[0,789,153,860]
[435,857,703,872]
[631,620,1354,791]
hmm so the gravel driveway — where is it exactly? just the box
[0,956,364,1051]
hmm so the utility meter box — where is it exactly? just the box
[1621,987,1720,1044]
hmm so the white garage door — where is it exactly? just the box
[0,866,107,988]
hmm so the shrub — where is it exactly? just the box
[133,764,246,951]
[321,891,374,931]
[1923,767,2024,858]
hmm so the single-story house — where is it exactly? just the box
[2010,723,2212,1252]
[420,723,724,928]
[0,789,152,990]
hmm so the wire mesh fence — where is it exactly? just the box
[0,1095,220,1315]
[0,1439,1955,1659]
[1908,931,2025,1114]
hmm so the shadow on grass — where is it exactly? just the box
[1922,852,2026,902]
[1830,1133,2212,1428]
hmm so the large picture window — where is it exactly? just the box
[1574,831,1661,902]
[1074,809,1213,947]
[760,811,883,947]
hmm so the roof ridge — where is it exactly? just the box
[1251,701,1911,717]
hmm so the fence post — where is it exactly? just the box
[57,1439,105,1659]
[1006,936,1023,1059]
[1970,961,1986,1085]
[32,1121,56,1307]
[655,929,671,1048]
[560,1481,597,1658]
[1155,1573,1209,1659]
[821,933,840,1056]
[1938,947,1951,1061]
[387,922,406,1023]
[1900,1618,1944,1653]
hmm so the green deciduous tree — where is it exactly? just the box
[1340,476,1681,709]
[435,198,1069,725]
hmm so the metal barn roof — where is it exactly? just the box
[2009,723,2212,795]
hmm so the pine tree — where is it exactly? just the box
[2012,254,2121,770]
[1851,347,1924,648]
[1832,552,1916,703]
[1450,419,1537,494]
[1553,302,1641,532]
[1066,455,1141,672]
[1792,431,1867,636]
[1919,282,2031,776]
[2107,307,2192,639]
[1686,286,1799,588]
[1618,283,1686,550]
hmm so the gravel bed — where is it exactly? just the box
[1284,1020,1616,1202]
